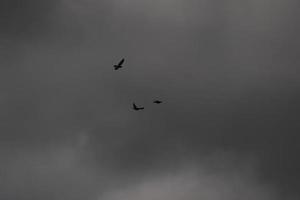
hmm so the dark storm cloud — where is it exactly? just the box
[1,0,300,199]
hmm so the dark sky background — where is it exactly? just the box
[1,0,300,200]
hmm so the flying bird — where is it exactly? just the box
[153,100,162,104]
[132,103,144,111]
[114,58,125,70]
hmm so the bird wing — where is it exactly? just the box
[133,103,137,109]
[118,59,125,65]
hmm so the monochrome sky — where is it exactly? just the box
[0,1,300,200]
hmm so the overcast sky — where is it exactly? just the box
[1,0,300,200]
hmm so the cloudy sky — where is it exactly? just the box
[0,0,300,200]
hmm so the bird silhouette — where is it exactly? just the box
[153,100,162,104]
[132,103,144,110]
[114,58,125,70]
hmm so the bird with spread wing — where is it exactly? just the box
[153,100,162,104]
[114,58,125,70]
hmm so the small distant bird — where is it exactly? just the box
[114,58,125,70]
[132,103,144,111]
[153,100,162,104]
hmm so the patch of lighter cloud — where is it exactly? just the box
[99,164,281,200]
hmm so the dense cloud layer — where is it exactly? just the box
[1,0,300,199]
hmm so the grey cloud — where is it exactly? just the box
[100,155,283,200]
[0,0,60,39]
[1,0,300,199]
